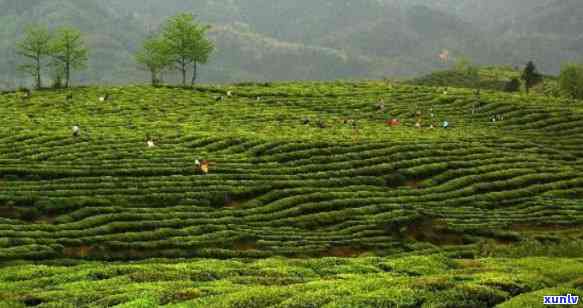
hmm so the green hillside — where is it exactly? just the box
[1,82,583,306]
[2,0,582,87]
[410,66,562,97]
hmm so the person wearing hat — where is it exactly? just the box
[72,125,80,137]
[195,159,210,175]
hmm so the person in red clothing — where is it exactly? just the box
[386,118,400,127]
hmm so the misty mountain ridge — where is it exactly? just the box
[0,0,581,87]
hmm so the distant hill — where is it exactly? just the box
[409,66,562,97]
[0,0,582,88]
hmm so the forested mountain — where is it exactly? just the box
[0,0,581,88]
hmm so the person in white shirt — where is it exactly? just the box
[376,99,385,112]
[72,125,80,137]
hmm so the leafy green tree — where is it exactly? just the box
[16,25,52,89]
[162,14,196,86]
[559,64,583,99]
[50,27,88,88]
[521,61,542,95]
[161,13,214,86]
[49,61,65,89]
[190,25,214,86]
[135,35,172,86]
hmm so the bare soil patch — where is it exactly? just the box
[406,218,465,246]
[404,180,422,189]
[322,246,368,257]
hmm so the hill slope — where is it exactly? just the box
[1,0,582,87]
[0,82,582,260]
[0,82,582,306]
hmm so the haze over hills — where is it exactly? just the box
[2,2,583,306]
[0,0,581,88]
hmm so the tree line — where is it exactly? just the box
[135,13,214,87]
[17,13,214,89]
[14,13,583,99]
[17,26,88,89]
[513,61,583,99]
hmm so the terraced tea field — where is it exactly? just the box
[1,81,583,307]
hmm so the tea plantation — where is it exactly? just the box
[410,66,561,97]
[1,81,582,307]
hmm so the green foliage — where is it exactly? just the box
[160,13,215,86]
[1,256,583,307]
[135,35,173,86]
[50,26,88,88]
[16,25,52,89]
[521,61,543,94]
[559,64,583,100]
[2,1,583,86]
[0,82,581,307]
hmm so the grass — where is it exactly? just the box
[0,80,582,306]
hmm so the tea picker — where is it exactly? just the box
[145,134,157,148]
[376,99,385,112]
[415,109,422,128]
[196,159,210,175]
[99,93,111,102]
[22,88,31,100]
[386,118,400,127]
[72,125,81,137]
